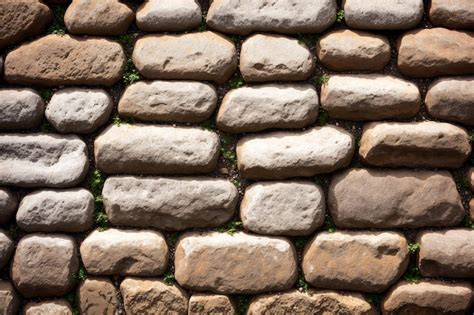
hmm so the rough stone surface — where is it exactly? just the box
[216,84,319,133]
[118,81,217,123]
[241,181,325,236]
[329,168,464,229]
[95,124,219,175]
[321,75,420,120]
[78,278,119,315]
[429,0,474,29]
[359,121,471,168]
[317,30,390,71]
[80,229,168,276]
[133,32,237,84]
[12,234,78,297]
[5,35,125,86]
[397,28,474,78]
[425,77,474,126]
[344,0,423,30]
[237,126,354,180]
[120,278,188,315]
[240,34,314,82]
[0,89,44,130]
[0,188,17,225]
[189,294,236,315]
[0,231,13,269]
[137,0,201,32]
[16,188,94,233]
[0,134,89,188]
[0,0,52,48]
[0,281,19,315]
[103,176,238,230]
[382,281,473,315]
[417,229,474,278]
[24,300,72,315]
[207,0,336,35]
[175,232,297,294]
[248,290,376,315]
[302,231,409,293]
[45,88,113,134]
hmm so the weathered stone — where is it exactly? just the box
[78,278,119,315]
[302,231,409,293]
[118,80,217,123]
[344,0,423,30]
[64,0,134,35]
[248,290,376,315]
[189,294,236,315]
[237,126,354,180]
[397,28,474,77]
[216,84,318,133]
[45,88,113,134]
[240,34,314,82]
[5,35,125,86]
[207,0,336,35]
[175,232,297,294]
[95,124,219,175]
[0,231,13,269]
[103,176,238,230]
[0,134,89,188]
[0,89,44,130]
[417,229,474,278]
[16,188,94,233]
[359,122,471,168]
[137,0,201,32]
[0,281,19,315]
[241,181,325,236]
[0,188,17,225]
[470,168,474,191]
[120,278,188,315]
[317,30,390,71]
[429,0,474,29]
[0,0,52,48]
[12,234,78,297]
[24,300,72,315]
[133,32,237,84]
[80,229,168,276]
[425,77,474,126]
[321,75,420,120]
[329,168,464,229]
[382,280,473,315]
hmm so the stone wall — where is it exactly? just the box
[0,0,474,314]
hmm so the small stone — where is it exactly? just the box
[0,281,19,315]
[241,181,325,236]
[397,28,474,78]
[12,234,78,297]
[425,77,474,126]
[0,89,44,130]
[95,124,219,175]
[329,168,464,229]
[118,80,217,123]
[0,188,17,225]
[121,277,188,315]
[46,88,113,134]
[103,176,238,230]
[302,231,409,293]
[0,134,89,188]
[175,232,297,294]
[23,300,72,315]
[0,231,13,269]
[237,126,354,180]
[417,229,474,278]
[189,294,236,315]
[344,0,423,30]
[137,0,202,32]
[64,0,134,36]
[216,84,318,133]
[240,34,314,82]
[429,0,474,29]
[321,75,420,120]
[5,35,125,86]
[133,32,237,84]
[317,30,390,71]
[469,168,474,191]
[382,280,473,315]
[78,278,119,315]
[16,188,94,233]
[359,121,471,168]
[207,0,336,35]
[80,229,168,276]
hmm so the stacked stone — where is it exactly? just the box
[0,0,473,314]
